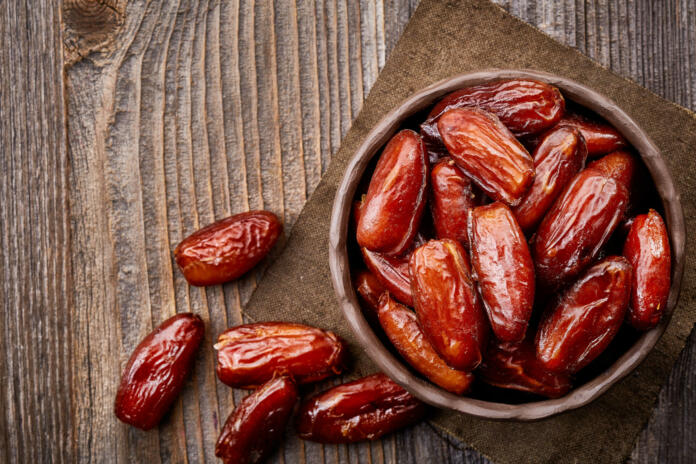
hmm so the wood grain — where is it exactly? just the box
[0,1,73,463]
[0,0,693,462]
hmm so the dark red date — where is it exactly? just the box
[479,339,572,398]
[536,256,632,373]
[525,112,628,158]
[560,112,627,157]
[410,239,488,370]
[296,373,427,443]
[533,169,629,289]
[586,149,637,190]
[357,129,428,255]
[174,211,282,286]
[215,376,298,464]
[623,210,671,330]
[513,126,587,232]
[215,322,346,388]
[421,79,564,160]
[115,313,204,430]
[361,247,413,307]
[468,202,535,343]
[357,196,414,307]
[427,80,565,136]
[378,293,474,394]
[430,157,482,247]
[438,108,535,206]
[354,269,386,314]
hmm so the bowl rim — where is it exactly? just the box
[328,69,686,421]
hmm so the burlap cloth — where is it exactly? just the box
[242,1,696,462]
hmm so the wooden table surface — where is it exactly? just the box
[2,0,694,462]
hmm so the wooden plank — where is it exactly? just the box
[0,2,72,463]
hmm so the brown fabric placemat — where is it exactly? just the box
[242,1,696,462]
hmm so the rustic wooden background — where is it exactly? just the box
[1,0,694,462]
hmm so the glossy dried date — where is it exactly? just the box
[429,79,565,136]
[357,129,428,255]
[512,126,587,232]
[430,157,481,247]
[115,313,204,430]
[586,150,637,189]
[174,211,282,286]
[479,339,572,398]
[536,256,632,373]
[215,376,298,464]
[437,108,535,206]
[296,373,427,443]
[361,247,413,306]
[215,322,346,388]
[534,169,629,289]
[354,269,386,314]
[410,239,488,370]
[560,112,627,157]
[527,112,628,158]
[420,80,564,160]
[623,210,671,330]
[468,202,535,343]
[378,293,474,394]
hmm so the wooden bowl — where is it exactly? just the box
[328,70,686,421]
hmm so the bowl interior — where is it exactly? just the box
[329,70,686,421]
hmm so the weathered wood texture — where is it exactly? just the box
[0,2,72,463]
[1,0,693,463]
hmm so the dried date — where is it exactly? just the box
[174,211,282,286]
[437,108,535,206]
[357,129,428,255]
[535,256,632,373]
[215,376,298,464]
[560,113,628,157]
[526,112,628,158]
[410,239,488,370]
[421,79,564,160]
[479,339,572,398]
[430,157,481,247]
[378,293,474,394]
[513,126,587,232]
[115,313,204,430]
[468,202,535,343]
[296,373,427,443]
[361,247,413,307]
[215,322,346,388]
[533,169,629,289]
[623,210,671,330]
[354,269,386,315]
[587,150,637,190]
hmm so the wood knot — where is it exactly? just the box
[62,0,125,66]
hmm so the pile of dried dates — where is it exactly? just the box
[114,211,426,463]
[352,78,671,399]
[111,79,672,464]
